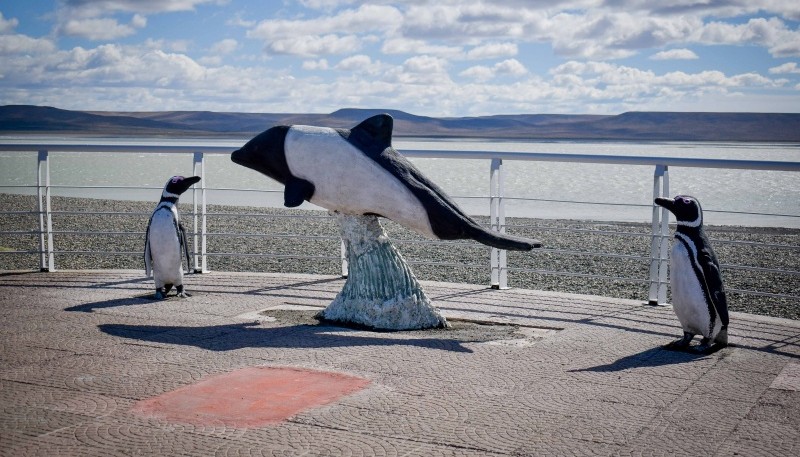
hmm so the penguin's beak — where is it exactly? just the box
[175,176,201,194]
[654,197,675,213]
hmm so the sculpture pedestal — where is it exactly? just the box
[319,213,448,330]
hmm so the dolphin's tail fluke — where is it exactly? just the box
[466,223,541,251]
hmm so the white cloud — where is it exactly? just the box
[248,4,402,40]
[0,12,19,33]
[210,38,238,55]
[266,34,361,57]
[462,58,528,81]
[650,48,699,60]
[460,65,495,82]
[769,62,800,74]
[58,16,147,40]
[0,34,56,55]
[381,38,462,57]
[298,0,357,9]
[131,14,147,28]
[335,54,371,70]
[403,55,449,74]
[57,0,222,17]
[466,42,518,60]
[303,59,329,70]
[696,17,800,57]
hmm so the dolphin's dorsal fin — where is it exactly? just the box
[284,177,315,207]
[351,114,393,149]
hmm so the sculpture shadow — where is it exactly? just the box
[98,321,475,353]
[568,345,718,373]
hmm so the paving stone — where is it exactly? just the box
[1,271,798,456]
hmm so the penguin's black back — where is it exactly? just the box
[676,226,729,328]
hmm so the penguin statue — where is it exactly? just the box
[144,175,201,299]
[655,195,729,353]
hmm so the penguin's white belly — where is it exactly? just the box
[148,209,183,286]
[670,242,711,337]
[285,125,436,239]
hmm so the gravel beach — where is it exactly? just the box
[1,193,798,319]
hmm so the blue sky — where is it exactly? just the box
[1,1,799,116]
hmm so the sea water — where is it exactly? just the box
[0,136,798,227]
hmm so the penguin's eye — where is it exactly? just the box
[680,198,692,205]
[171,177,183,183]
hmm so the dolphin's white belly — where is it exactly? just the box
[670,241,711,337]
[148,207,183,286]
[285,125,436,238]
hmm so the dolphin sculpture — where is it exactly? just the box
[231,114,541,251]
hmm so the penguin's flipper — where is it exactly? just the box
[284,177,315,207]
[699,253,729,327]
[179,222,191,273]
[144,218,153,277]
[664,332,694,351]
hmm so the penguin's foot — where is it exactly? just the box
[715,327,729,346]
[176,285,191,298]
[664,332,694,351]
[154,288,166,300]
[693,341,727,355]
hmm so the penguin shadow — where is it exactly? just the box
[97,320,475,353]
[569,344,732,373]
[64,293,162,313]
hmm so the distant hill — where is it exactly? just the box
[1,105,799,141]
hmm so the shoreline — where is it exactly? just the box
[1,193,798,319]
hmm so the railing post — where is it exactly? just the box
[37,150,55,272]
[489,158,508,289]
[192,152,208,273]
[648,165,670,305]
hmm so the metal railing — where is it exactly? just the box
[1,142,798,305]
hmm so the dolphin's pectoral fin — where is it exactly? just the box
[284,178,315,207]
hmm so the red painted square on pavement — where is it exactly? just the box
[131,366,370,427]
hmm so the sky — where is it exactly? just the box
[1,0,799,116]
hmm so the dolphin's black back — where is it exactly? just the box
[338,115,540,251]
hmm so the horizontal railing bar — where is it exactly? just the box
[206,212,333,219]
[40,184,162,191]
[726,288,800,300]
[533,248,649,261]
[0,211,42,216]
[504,196,652,207]
[52,231,144,236]
[208,232,339,241]
[0,230,40,235]
[403,149,800,171]
[205,253,338,260]
[406,260,485,268]
[2,144,799,171]
[508,267,649,283]
[721,264,800,276]
[506,224,651,237]
[711,239,800,250]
